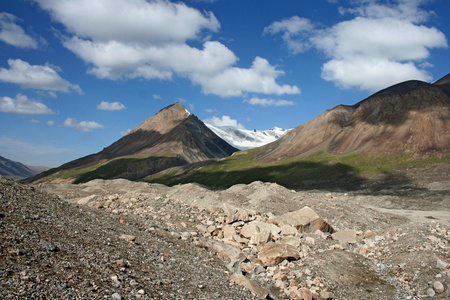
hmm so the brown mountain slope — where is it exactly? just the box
[25,103,237,183]
[254,76,450,164]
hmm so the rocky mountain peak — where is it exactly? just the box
[131,102,192,134]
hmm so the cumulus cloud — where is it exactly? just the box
[0,59,82,94]
[203,115,246,129]
[0,13,39,48]
[96,101,126,111]
[244,97,295,107]
[194,57,300,97]
[0,94,55,114]
[64,118,104,132]
[33,0,298,97]
[265,0,448,91]
[263,16,314,54]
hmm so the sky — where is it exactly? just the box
[0,0,449,167]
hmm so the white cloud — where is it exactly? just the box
[64,118,104,132]
[96,101,126,111]
[47,120,54,126]
[0,94,55,114]
[321,57,433,90]
[35,0,220,43]
[194,57,300,97]
[203,115,246,129]
[244,97,295,107]
[265,0,448,92]
[0,13,39,48]
[152,94,162,100]
[34,0,299,97]
[263,16,314,54]
[0,59,83,94]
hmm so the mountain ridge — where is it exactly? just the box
[253,75,450,164]
[24,103,237,183]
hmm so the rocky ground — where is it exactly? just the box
[1,164,449,299]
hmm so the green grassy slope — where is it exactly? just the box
[144,150,450,190]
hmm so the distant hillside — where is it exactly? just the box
[146,74,450,189]
[24,103,237,184]
[0,156,37,178]
[254,75,450,164]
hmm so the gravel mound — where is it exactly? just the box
[0,176,256,299]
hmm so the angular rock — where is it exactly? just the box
[298,287,313,300]
[210,241,244,264]
[332,230,358,244]
[241,223,260,239]
[280,236,302,248]
[230,274,269,298]
[250,228,272,247]
[268,206,334,233]
[223,225,236,239]
[256,242,300,267]
[281,224,298,236]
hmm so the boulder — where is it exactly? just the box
[230,274,269,298]
[268,206,334,233]
[256,242,300,267]
[240,223,260,239]
[223,225,236,239]
[249,228,272,247]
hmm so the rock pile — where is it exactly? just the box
[28,178,450,299]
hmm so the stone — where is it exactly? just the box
[280,236,302,248]
[427,287,436,297]
[256,242,300,267]
[320,290,335,299]
[437,259,449,269]
[364,230,376,238]
[111,293,122,300]
[211,241,244,265]
[268,206,334,233]
[332,230,358,244]
[252,228,272,246]
[241,223,260,239]
[289,286,303,300]
[298,287,313,300]
[223,225,236,239]
[433,281,445,293]
[281,224,298,236]
[119,234,136,242]
[230,274,269,298]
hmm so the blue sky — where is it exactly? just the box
[0,0,449,167]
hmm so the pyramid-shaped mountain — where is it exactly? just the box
[27,103,237,183]
[253,73,450,164]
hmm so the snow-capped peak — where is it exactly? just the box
[204,123,290,149]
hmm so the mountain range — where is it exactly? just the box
[23,73,449,187]
[24,103,237,183]
[0,156,49,178]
